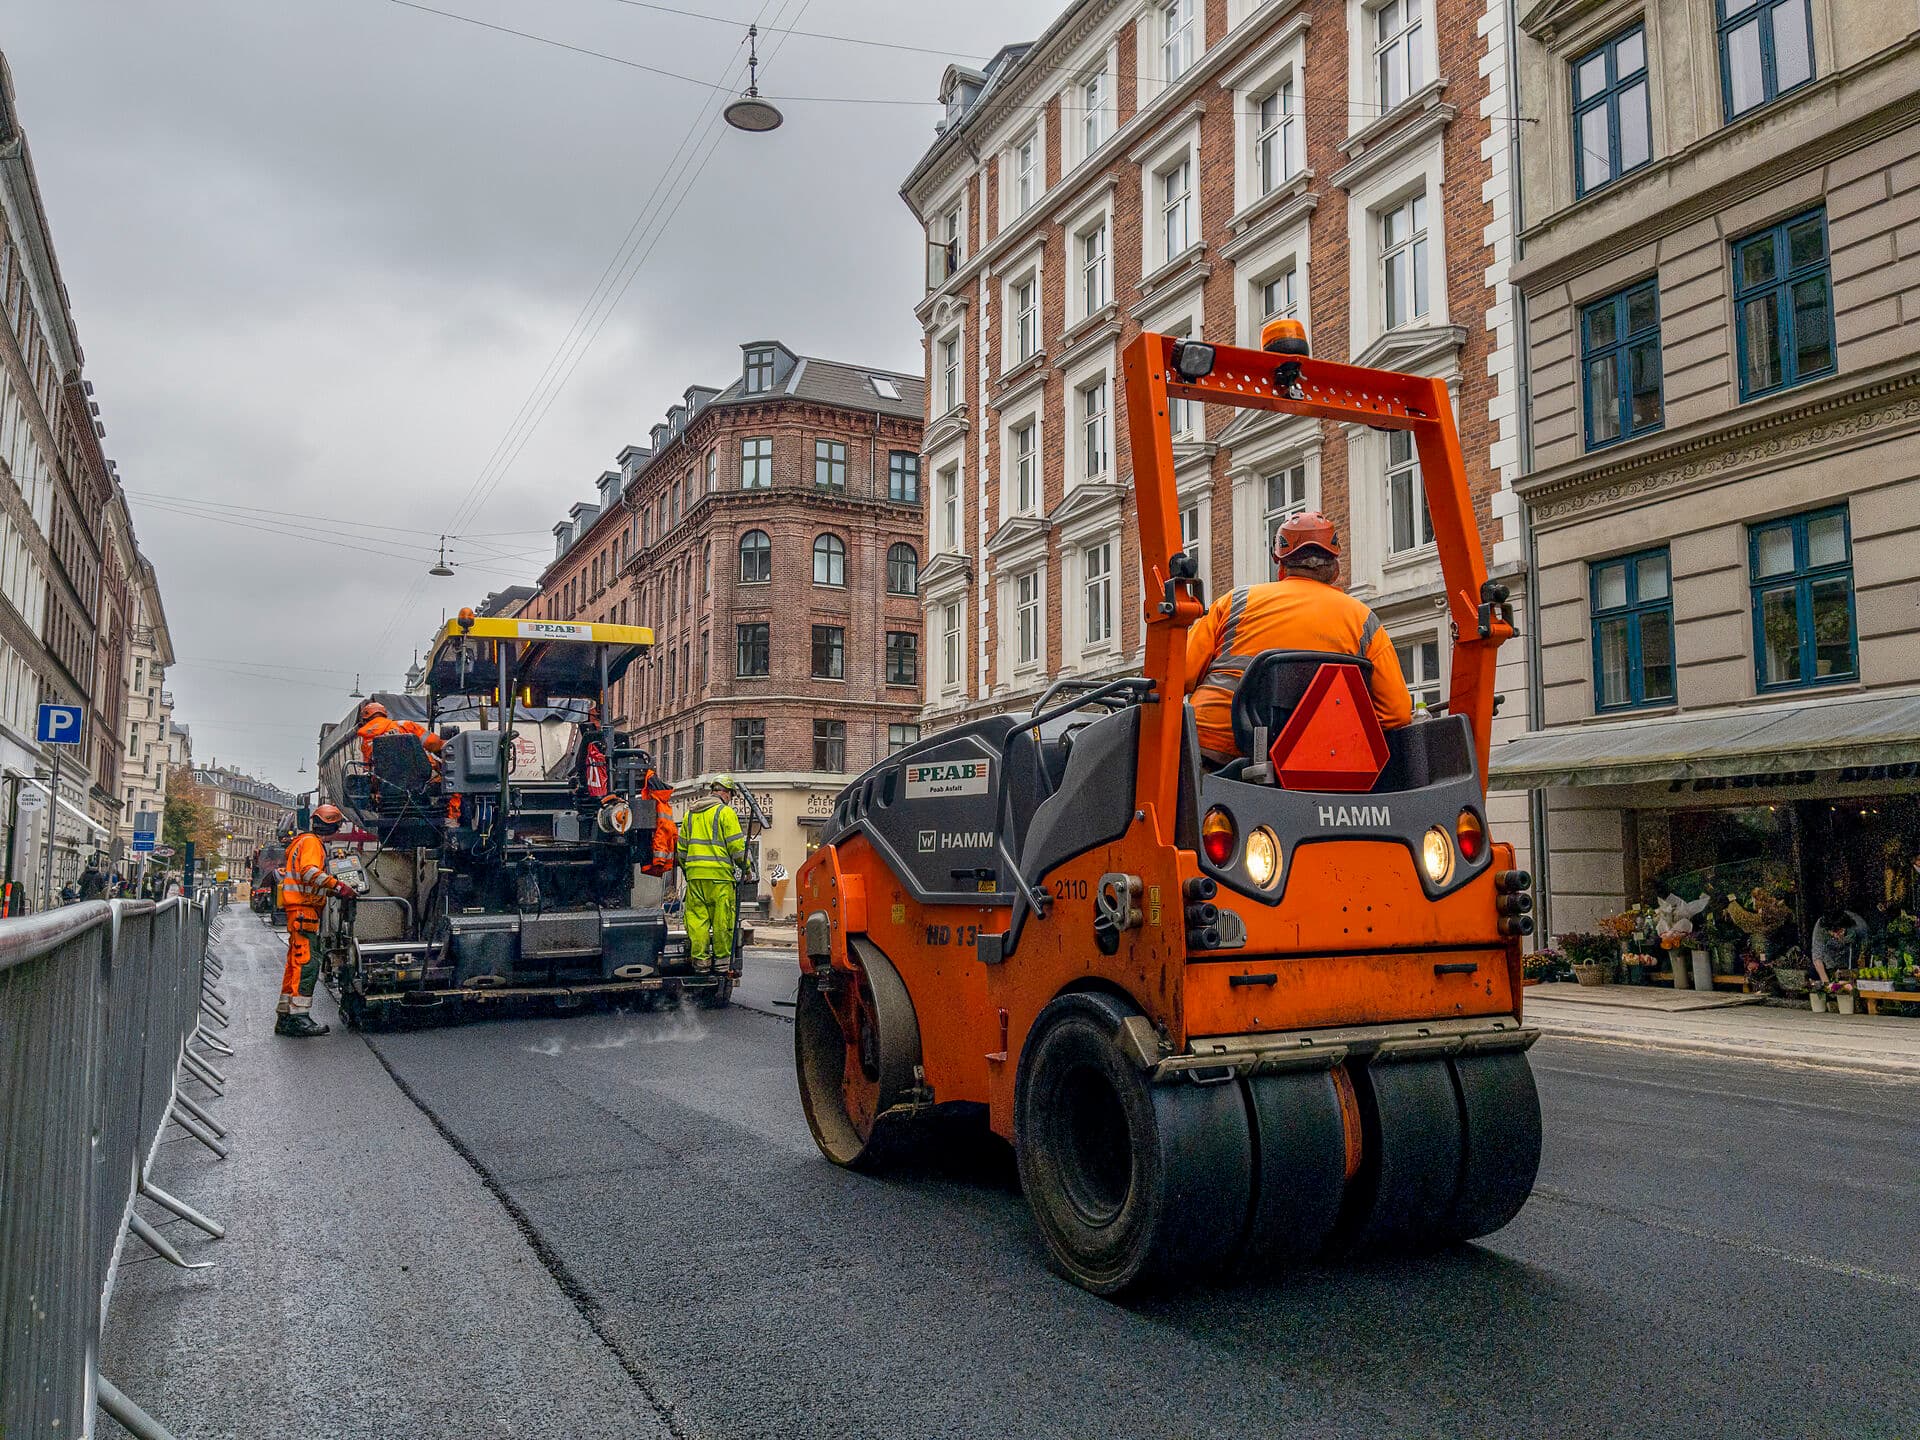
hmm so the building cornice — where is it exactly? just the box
[1221,176,1318,254]
[1329,96,1456,190]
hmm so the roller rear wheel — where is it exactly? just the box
[1238,1068,1355,1268]
[1016,992,1251,1295]
[1337,1057,1464,1255]
[794,939,921,1170]
[1440,1050,1541,1242]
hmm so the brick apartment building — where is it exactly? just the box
[902,0,1533,864]
[529,341,924,911]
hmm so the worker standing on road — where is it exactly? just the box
[677,775,747,975]
[1185,510,1414,766]
[275,803,356,1037]
[355,699,444,772]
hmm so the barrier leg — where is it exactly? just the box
[190,1024,234,1058]
[168,1104,229,1159]
[180,1049,225,1088]
[140,1179,226,1239]
[96,1376,183,1440]
[172,1089,227,1137]
[126,1211,214,1270]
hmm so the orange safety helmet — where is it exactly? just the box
[359,700,387,722]
[311,803,346,835]
[1273,509,1341,561]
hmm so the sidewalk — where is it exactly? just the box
[1526,980,1920,1078]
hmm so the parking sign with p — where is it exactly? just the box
[37,704,84,746]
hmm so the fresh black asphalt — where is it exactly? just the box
[105,919,1920,1438]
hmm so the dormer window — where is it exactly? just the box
[745,348,775,394]
[869,374,901,400]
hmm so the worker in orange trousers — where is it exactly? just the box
[275,803,357,1037]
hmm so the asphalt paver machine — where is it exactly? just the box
[793,329,1541,1292]
[315,612,735,1025]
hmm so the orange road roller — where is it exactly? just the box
[793,329,1541,1293]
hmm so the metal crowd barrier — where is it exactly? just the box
[0,892,229,1439]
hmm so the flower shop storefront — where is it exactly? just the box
[1492,691,1920,1008]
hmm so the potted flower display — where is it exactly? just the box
[1827,979,1857,1016]
[1522,948,1568,985]
[1809,983,1828,1014]
[1559,932,1617,987]
[1728,885,1794,986]
[1653,893,1709,991]
[1771,944,1812,997]
[1598,912,1649,984]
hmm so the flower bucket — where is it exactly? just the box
[1836,993,1856,1016]
[1690,949,1714,991]
[1809,992,1827,1013]
[1668,952,1691,989]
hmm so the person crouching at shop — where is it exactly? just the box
[275,803,356,1037]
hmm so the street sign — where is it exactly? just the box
[152,846,174,859]
[36,704,84,746]
[15,787,45,813]
[132,811,158,853]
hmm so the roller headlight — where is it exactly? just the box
[1245,827,1281,889]
[1421,826,1455,886]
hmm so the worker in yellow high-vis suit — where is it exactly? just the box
[677,774,747,974]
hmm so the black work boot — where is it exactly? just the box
[274,1013,330,1037]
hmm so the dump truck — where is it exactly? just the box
[311,612,751,1025]
[792,327,1540,1293]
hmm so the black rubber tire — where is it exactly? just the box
[1336,1057,1464,1255]
[1440,1050,1542,1242]
[1239,1068,1352,1268]
[698,977,734,1010]
[1015,991,1251,1295]
[793,941,922,1171]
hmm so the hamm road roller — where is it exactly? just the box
[793,328,1541,1293]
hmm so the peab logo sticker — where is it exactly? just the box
[517,621,591,640]
[904,759,991,799]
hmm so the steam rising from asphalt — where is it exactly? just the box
[524,1009,709,1056]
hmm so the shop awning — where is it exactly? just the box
[1489,690,1920,790]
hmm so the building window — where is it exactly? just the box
[1012,421,1039,514]
[1162,0,1196,82]
[731,718,766,771]
[812,533,847,586]
[929,204,961,287]
[885,630,919,685]
[1013,277,1039,363]
[1265,464,1308,578]
[1167,325,1196,437]
[1750,507,1855,692]
[938,465,960,550]
[1590,548,1675,711]
[705,449,717,491]
[735,623,769,678]
[1386,430,1433,554]
[1582,279,1663,448]
[1373,0,1425,111]
[740,437,772,489]
[1733,208,1834,400]
[738,529,771,583]
[1718,0,1813,120]
[1079,379,1109,480]
[812,625,846,680]
[940,335,960,412]
[1083,542,1115,648]
[692,722,705,774]
[813,720,846,771]
[1013,130,1039,215]
[888,723,920,754]
[1160,159,1194,261]
[1079,221,1109,316]
[941,602,962,689]
[888,450,920,502]
[1180,504,1204,574]
[745,348,775,394]
[1080,69,1107,155]
[1255,78,1297,194]
[1261,269,1299,324]
[1573,26,1651,197]
[887,543,919,595]
[815,439,847,488]
[1381,193,1429,330]
[1395,634,1445,713]
[1016,571,1042,668]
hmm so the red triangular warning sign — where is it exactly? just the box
[1270,664,1390,792]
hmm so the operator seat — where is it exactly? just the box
[1229,649,1374,759]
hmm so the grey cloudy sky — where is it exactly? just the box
[7,0,1044,789]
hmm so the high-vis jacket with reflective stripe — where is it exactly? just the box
[1184,575,1414,760]
[358,716,445,766]
[278,832,348,912]
[676,798,745,880]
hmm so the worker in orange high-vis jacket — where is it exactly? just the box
[1185,509,1414,767]
[275,803,357,1037]
[355,699,444,773]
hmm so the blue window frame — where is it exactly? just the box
[1749,507,1856,692]
[1581,279,1663,449]
[1590,548,1674,711]
[1572,25,1652,197]
[1717,0,1814,121]
[1732,208,1834,400]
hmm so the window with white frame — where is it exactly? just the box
[1079,68,1107,156]
[1255,78,1298,194]
[929,202,963,287]
[1394,633,1443,711]
[1386,430,1434,554]
[1012,275,1039,363]
[1167,324,1196,437]
[1264,463,1308,577]
[939,333,961,412]
[1160,158,1195,262]
[1380,193,1429,330]
[1079,378,1110,480]
[1011,420,1039,514]
[1083,541,1115,648]
[1015,570,1042,669]
[1012,130,1039,216]
[1261,267,1300,323]
[1079,220,1109,317]
[938,464,960,550]
[941,602,963,689]
[1372,0,1426,112]
[1161,0,1196,82]
[1180,504,1205,572]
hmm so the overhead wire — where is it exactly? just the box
[591,0,990,59]
[120,488,550,543]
